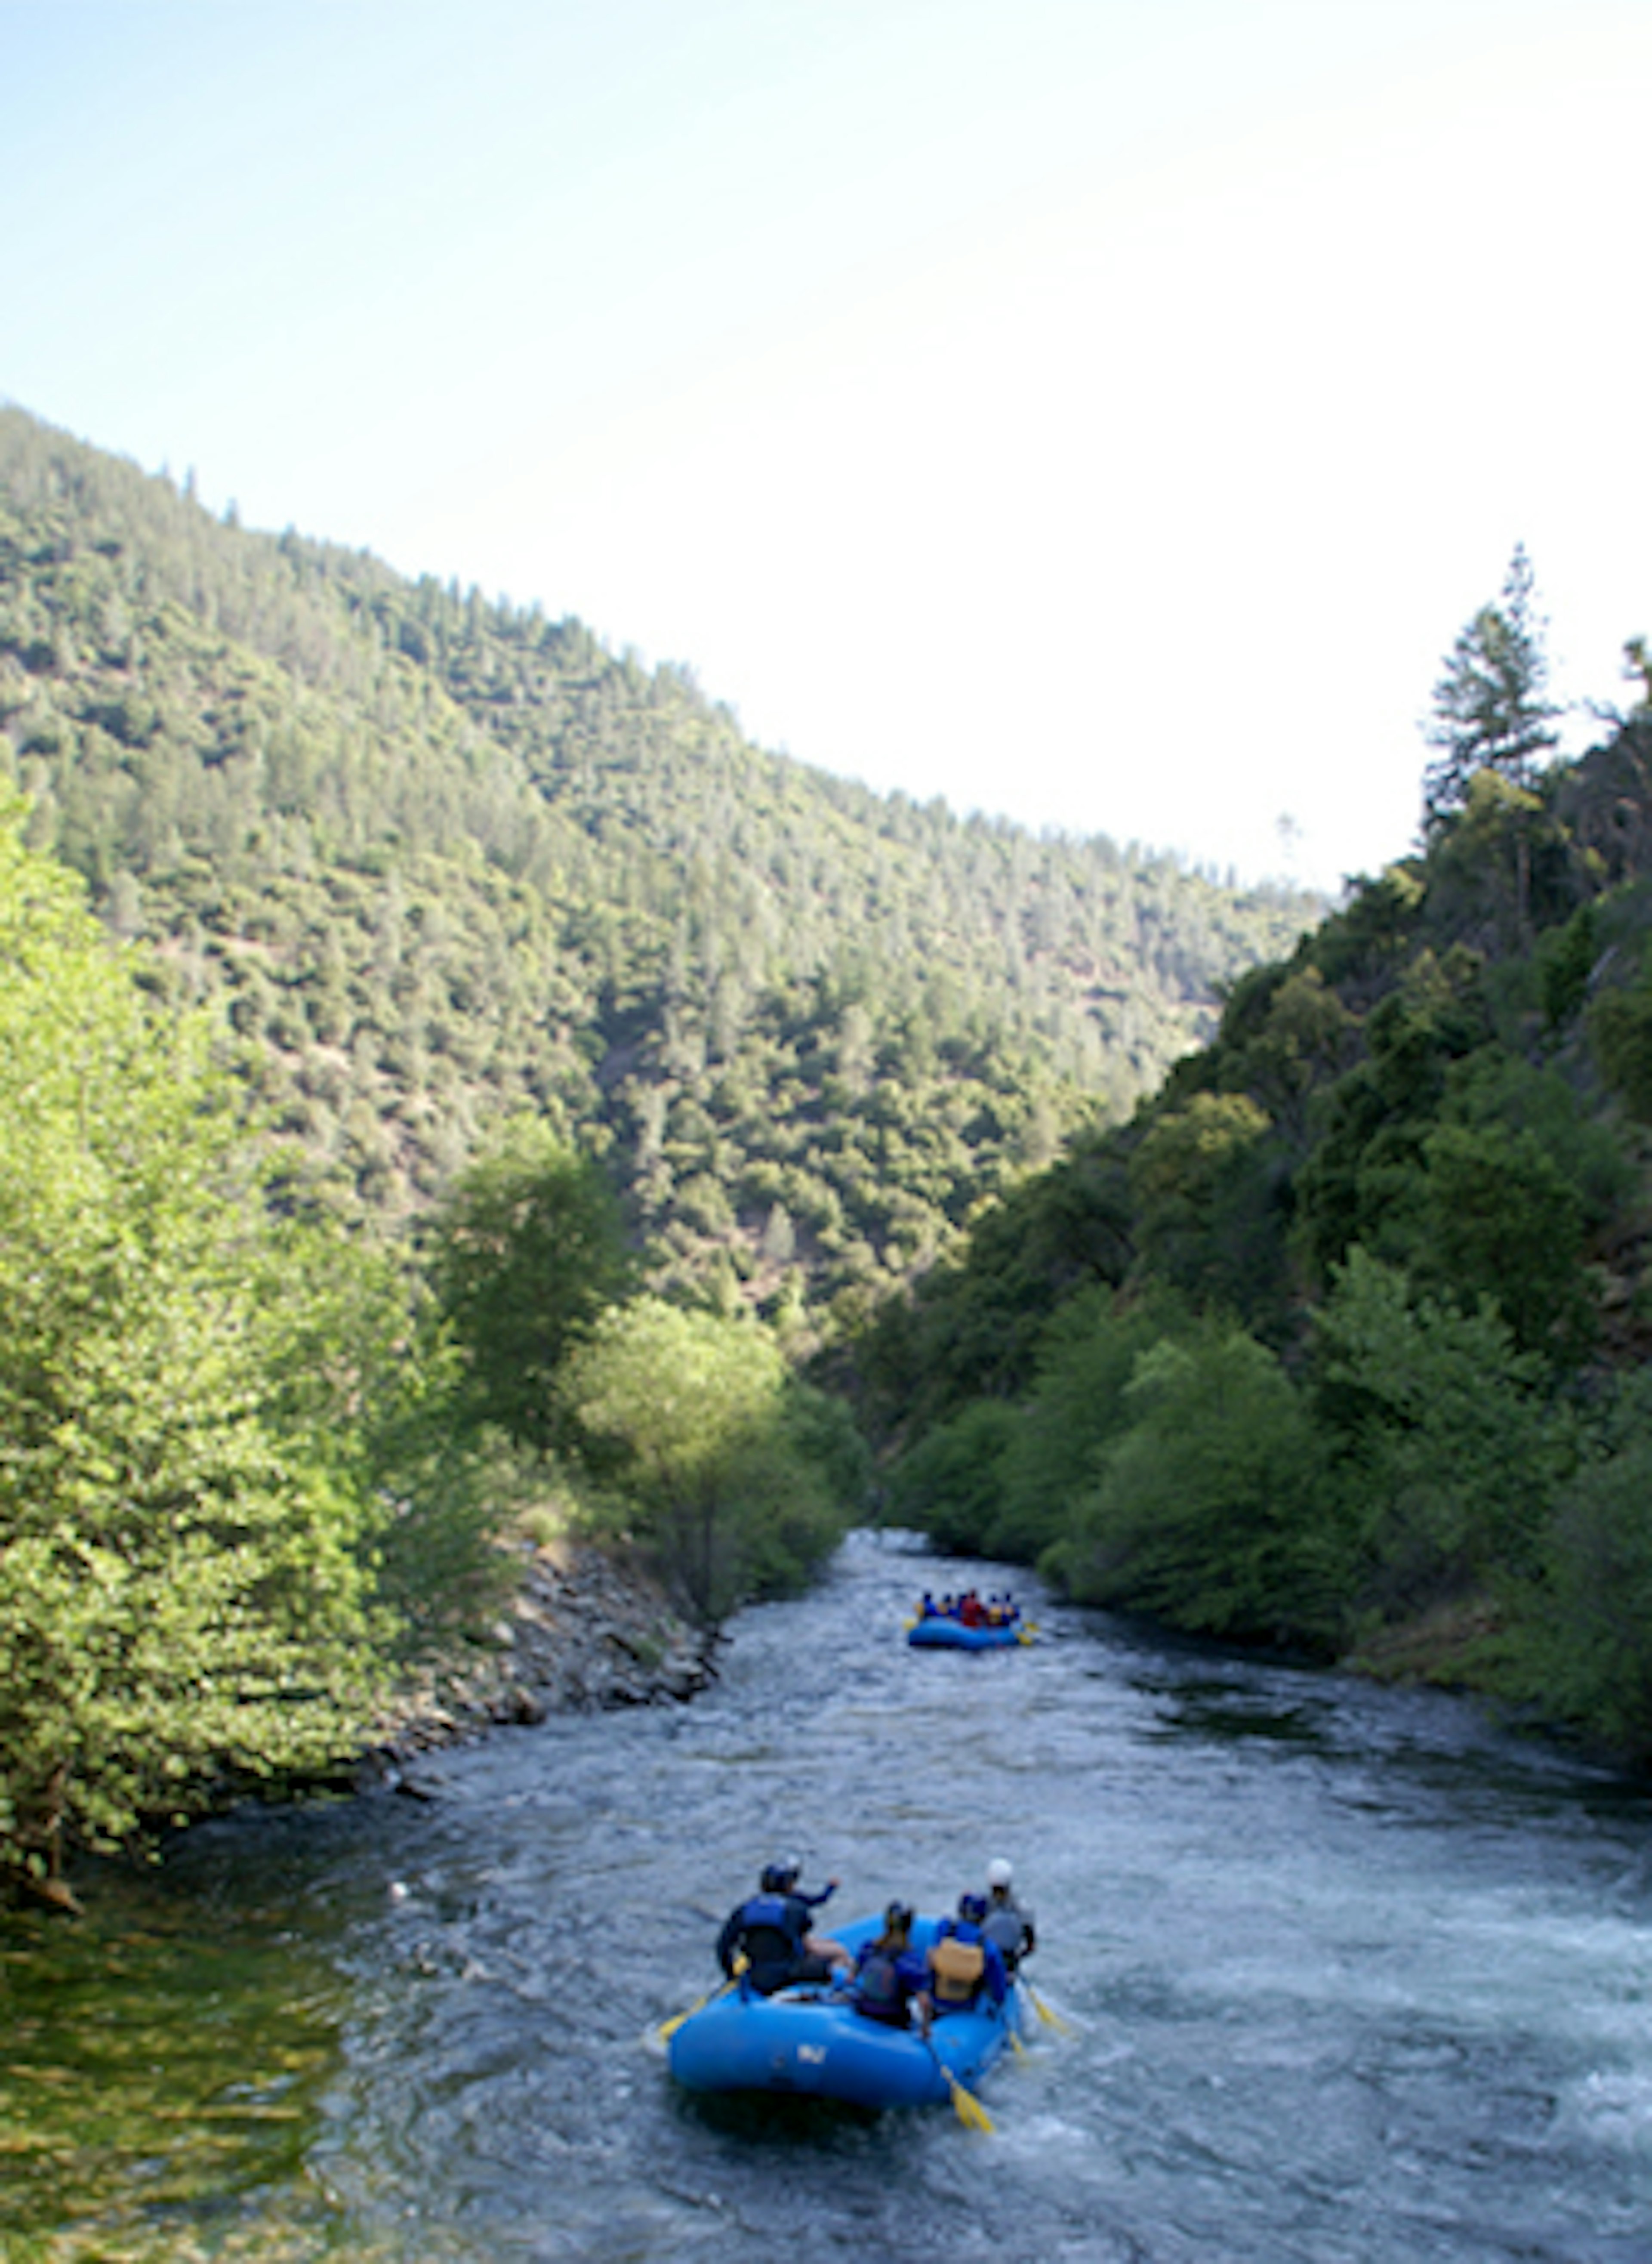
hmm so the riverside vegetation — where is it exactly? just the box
[860,549,1652,1767]
[2,406,1649,1893]
[0,407,1314,1893]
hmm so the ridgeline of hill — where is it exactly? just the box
[0,405,1317,1336]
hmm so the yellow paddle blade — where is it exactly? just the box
[652,1989,711,2045]
[1027,1983,1073,2035]
[944,2069,995,2132]
[650,1956,746,2045]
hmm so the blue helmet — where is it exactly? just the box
[959,1892,987,1924]
[761,1856,801,1893]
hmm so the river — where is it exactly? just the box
[4,1529,1650,2262]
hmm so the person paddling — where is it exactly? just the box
[980,1856,1037,1973]
[849,1900,930,2033]
[716,1857,852,1995]
[922,1891,1008,2020]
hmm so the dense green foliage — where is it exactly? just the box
[17,398,1323,1866]
[419,1125,863,1614]
[558,1297,867,1618]
[0,758,863,1875]
[424,1118,634,1452]
[0,794,505,1884]
[0,401,1317,1862]
[855,583,1652,1766]
[0,406,1317,1340]
[17,400,1652,1864]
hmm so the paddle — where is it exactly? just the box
[651,1955,746,2045]
[923,2028,994,2131]
[1021,1977,1072,2035]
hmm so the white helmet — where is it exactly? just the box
[987,1858,1013,1890]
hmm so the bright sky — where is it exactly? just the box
[6,0,1649,893]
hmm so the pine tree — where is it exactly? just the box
[1421,544,1560,830]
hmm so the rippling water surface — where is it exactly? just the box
[5,1530,1651,2261]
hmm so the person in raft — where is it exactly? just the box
[980,1856,1036,1973]
[717,1857,853,1995]
[849,1901,931,2033]
[921,1891,1008,2019]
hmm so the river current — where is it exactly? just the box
[4,1529,1651,2262]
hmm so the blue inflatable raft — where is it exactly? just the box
[666,1914,1020,2111]
[907,1616,1026,1649]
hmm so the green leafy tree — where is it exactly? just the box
[1294,1036,1617,1370]
[990,1283,1187,1562]
[854,1132,1136,1443]
[885,1399,1023,1556]
[1052,1322,1335,1646]
[1535,901,1599,1032]
[254,1208,508,1656]
[1210,961,1359,1143]
[0,795,389,1884]
[558,1297,852,1617]
[426,1118,632,1454]
[1290,949,1490,1285]
[1497,1369,1652,1761]
[1310,1248,1570,1622]
[1414,1120,1594,1365]
[716,1380,867,1606]
[1127,1090,1288,1329]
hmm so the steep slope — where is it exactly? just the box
[858,726,1652,1757]
[0,405,1319,1327]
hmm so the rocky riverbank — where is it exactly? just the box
[367,1539,723,1779]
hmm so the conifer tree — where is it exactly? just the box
[1421,543,1560,830]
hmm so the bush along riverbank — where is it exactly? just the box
[364,1539,724,1784]
[6,1543,721,1910]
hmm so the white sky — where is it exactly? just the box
[6,0,1649,894]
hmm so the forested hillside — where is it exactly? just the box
[7,399,1651,1883]
[860,558,1652,1764]
[0,407,1316,1335]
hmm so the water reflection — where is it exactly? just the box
[1,1853,350,2257]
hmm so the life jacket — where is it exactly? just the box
[734,1893,799,1992]
[982,1906,1025,1968]
[929,1928,986,2007]
[853,1946,909,2025]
